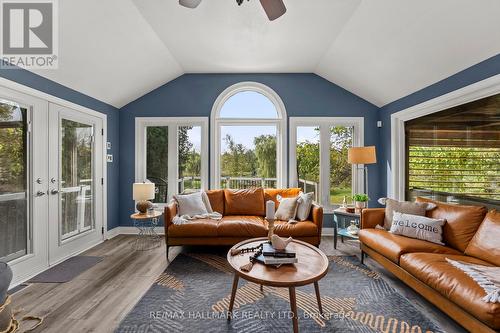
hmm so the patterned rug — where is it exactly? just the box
[116,254,443,333]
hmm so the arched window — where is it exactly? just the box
[211,82,287,189]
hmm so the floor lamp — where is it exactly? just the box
[348,146,377,207]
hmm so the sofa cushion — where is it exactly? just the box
[224,188,265,216]
[416,197,487,252]
[206,190,224,215]
[168,219,219,238]
[273,220,318,237]
[400,253,500,329]
[465,210,500,266]
[217,216,267,237]
[359,229,460,263]
[264,188,301,207]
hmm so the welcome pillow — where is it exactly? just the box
[378,198,436,230]
[390,212,446,245]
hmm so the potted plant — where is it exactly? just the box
[352,193,369,209]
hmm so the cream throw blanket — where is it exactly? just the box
[446,258,500,303]
[172,212,222,225]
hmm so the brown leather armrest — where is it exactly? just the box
[361,208,385,229]
[310,203,323,232]
[164,202,177,231]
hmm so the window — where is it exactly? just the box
[405,93,500,207]
[0,99,29,262]
[136,118,208,206]
[290,118,363,211]
[211,82,287,189]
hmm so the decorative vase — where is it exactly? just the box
[347,221,360,235]
[0,262,12,304]
[355,201,366,209]
[271,235,292,250]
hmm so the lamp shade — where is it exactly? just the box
[348,146,377,164]
[133,183,155,201]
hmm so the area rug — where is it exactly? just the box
[28,256,103,283]
[116,254,444,333]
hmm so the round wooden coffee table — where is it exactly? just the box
[226,237,329,333]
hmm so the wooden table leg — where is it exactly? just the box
[228,274,239,321]
[314,281,323,315]
[289,287,299,333]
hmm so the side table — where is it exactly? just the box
[130,211,162,251]
[333,208,361,249]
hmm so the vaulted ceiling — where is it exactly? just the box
[30,0,500,108]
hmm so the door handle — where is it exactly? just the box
[50,189,59,195]
[35,191,46,197]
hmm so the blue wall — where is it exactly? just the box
[378,54,500,197]
[119,73,381,228]
[0,66,121,230]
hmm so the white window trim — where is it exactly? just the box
[210,82,287,189]
[289,117,364,212]
[135,117,209,206]
[390,73,500,200]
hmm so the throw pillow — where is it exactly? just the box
[201,191,213,213]
[173,192,208,217]
[378,198,436,230]
[390,211,446,245]
[295,192,314,221]
[274,197,300,221]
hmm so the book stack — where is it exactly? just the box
[256,243,297,266]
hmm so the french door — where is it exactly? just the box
[0,86,105,285]
[48,104,104,265]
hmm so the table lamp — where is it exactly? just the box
[348,146,377,206]
[133,182,155,214]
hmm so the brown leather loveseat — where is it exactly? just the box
[359,197,499,333]
[164,188,323,257]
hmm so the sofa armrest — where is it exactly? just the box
[361,208,385,229]
[310,203,323,233]
[164,202,177,232]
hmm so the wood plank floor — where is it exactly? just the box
[10,235,465,333]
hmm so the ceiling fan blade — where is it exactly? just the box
[179,0,202,9]
[259,0,286,21]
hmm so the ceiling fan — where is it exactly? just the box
[179,0,287,21]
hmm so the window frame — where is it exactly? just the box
[135,117,209,207]
[210,82,287,189]
[289,117,364,212]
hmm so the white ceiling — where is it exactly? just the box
[29,0,500,108]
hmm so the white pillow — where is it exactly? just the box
[274,197,300,221]
[201,191,213,213]
[390,212,446,245]
[173,192,208,216]
[295,192,314,221]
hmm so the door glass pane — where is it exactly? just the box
[0,100,28,261]
[220,125,277,189]
[146,126,168,203]
[330,126,353,205]
[178,126,202,194]
[60,119,94,240]
[296,126,320,201]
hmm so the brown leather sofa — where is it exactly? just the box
[164,188,323,256]
[359,197,500,333]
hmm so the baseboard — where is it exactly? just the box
[322,228,334,236]
[107,226,165,238]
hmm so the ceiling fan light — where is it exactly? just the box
[179,0,202,9]
[259,0,286,21]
